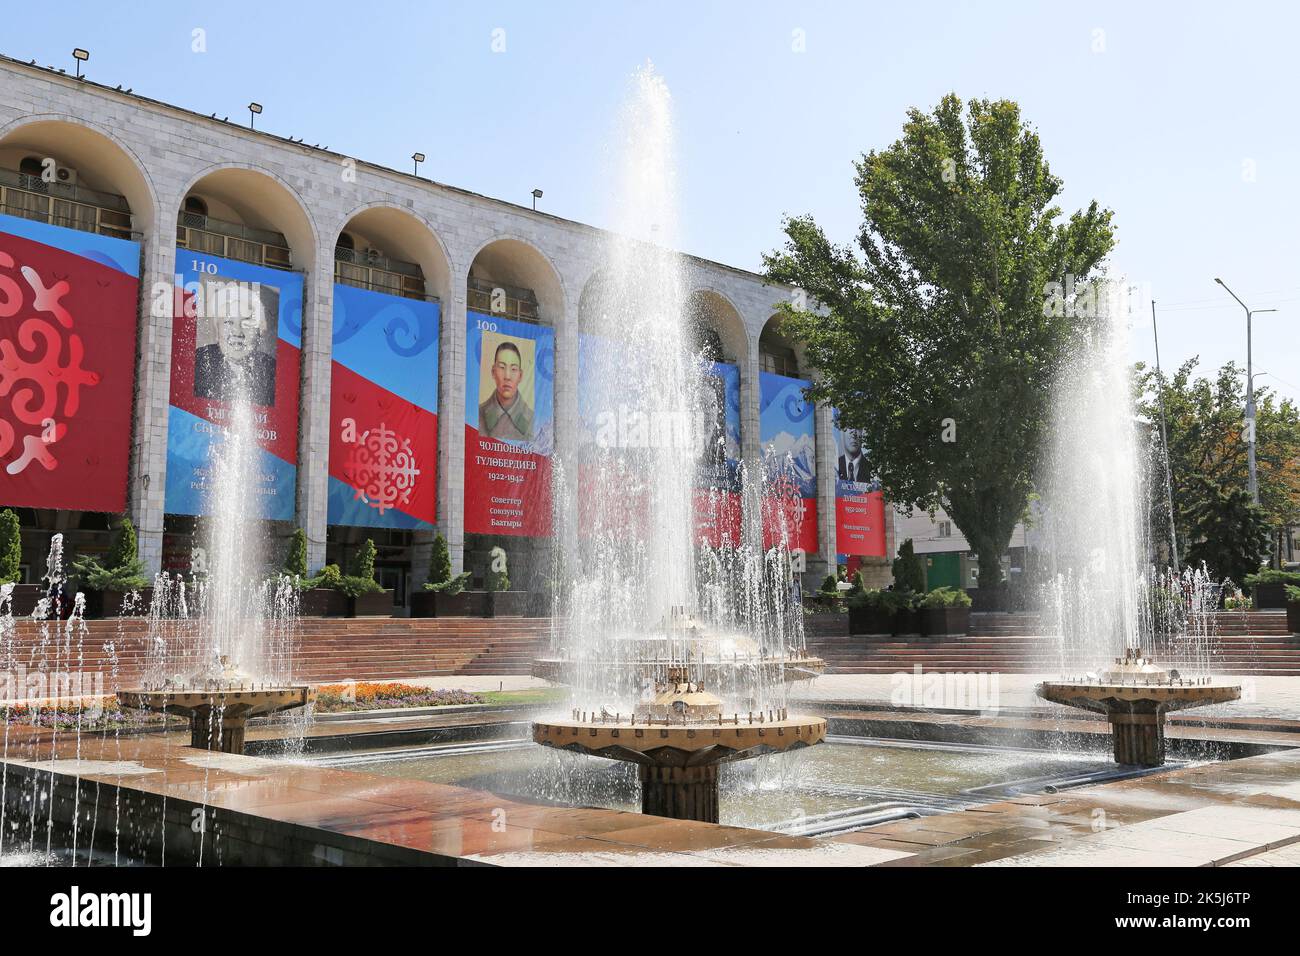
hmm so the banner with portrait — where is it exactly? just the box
[693,361,742,547]
[0,214,139,513]
[833,409,886,557]
[165,252,303,519]
[463,311,553,537]
[759,371,817,554]
[327,284,438,529]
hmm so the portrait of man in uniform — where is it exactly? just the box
[478,338,534,442]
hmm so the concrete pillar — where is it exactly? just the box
[739,338,763,553]
[296,242,333,572]
[128,227,177,575]
[437,272,468,575]
[812,399,837,582]
[639,763,720,823]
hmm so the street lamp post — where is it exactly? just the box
[1214,277,1277,506]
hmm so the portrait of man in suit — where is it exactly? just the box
[479,339,534,442]
[193,276,278,407]
[837,427,870,482]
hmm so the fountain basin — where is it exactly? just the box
[118,685,315,754]
[1037,667,1240,767]
[533,713,826,822]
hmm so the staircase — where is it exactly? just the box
[2,617,556,689]
[803,611,1300,676]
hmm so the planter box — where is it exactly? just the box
[3,583,44,617]
[526,590,553,617]
[920,606,970,636]
[969,586,1006,612]
[409,590,486,618]
[299,588,349,617]
[848,604,895,636]
[346,589,394,618]
[892,607,922,636]
[84,588,154,619]
[1252,582,1293,610]
[485,590,528,618]
[1289,600,1300,636]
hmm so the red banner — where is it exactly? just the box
[0,227,138,512]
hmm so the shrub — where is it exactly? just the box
[891,539,925,594]
[333,539,383,598]
[0,509,20,584]
[919,586,972,609]
[486,546,510,592]
[70,518,148,591]
[1224,594,1253,611]
[1243,568,1300,589]
[283,527,309,579]
[428,533,452,587]
[1286,584,1300,603]
[819,574,839,594]
[425,572,471,594]
[848,587,893,612]
[313,564,343,588]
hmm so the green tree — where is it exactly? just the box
[349,539,378,582]
[0,509,20,584]
[1136,358,1300,568]
[71,518,147,591]
[891,539,926,594]
[1183,481,1272,588]
[336,539,382,598]
[486,545,510,592]
[764,95,1114,601]
[428,533,451,587]
[282,528,309,579]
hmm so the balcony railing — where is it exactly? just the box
[333,246,430,301]
[467,275,540,323]
[176,211,292,270]
[0,168,134,240]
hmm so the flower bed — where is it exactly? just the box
[3,700,178,732]
[314,682,485,713]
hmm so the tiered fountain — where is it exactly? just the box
[116,338,312,753]
[531,66,824,821]
[1033,284,1240,766]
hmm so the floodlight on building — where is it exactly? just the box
[248,102,263,129]
[412,152,425,175]
[72,48,89,79]
[531,187,543,210]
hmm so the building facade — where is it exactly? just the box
[0,56,892,606]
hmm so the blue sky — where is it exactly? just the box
[8,1,1297,402]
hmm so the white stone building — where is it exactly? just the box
[0,55,895,605]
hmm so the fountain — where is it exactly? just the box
[116,305,313,753]
[531,66,824,821]
[1033,284,1240,765]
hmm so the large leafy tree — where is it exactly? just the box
[1136,357,1300,568]
[1182,481,1273,586]
[764,95,1115,597]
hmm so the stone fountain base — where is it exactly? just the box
[1037,650,1241,767]
[118,684,315,754]
[639,764,719,822]
[534,677,826,823]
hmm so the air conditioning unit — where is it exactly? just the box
[55,165,78,186]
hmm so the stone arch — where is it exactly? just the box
[332,201,453,303]
[0,114,159,237]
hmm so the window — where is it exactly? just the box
[337,232,355,251]
[19,156,44,177]
[938,521,952,537]
[183,195,208,217]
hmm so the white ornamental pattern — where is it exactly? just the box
[346,422,420,515]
